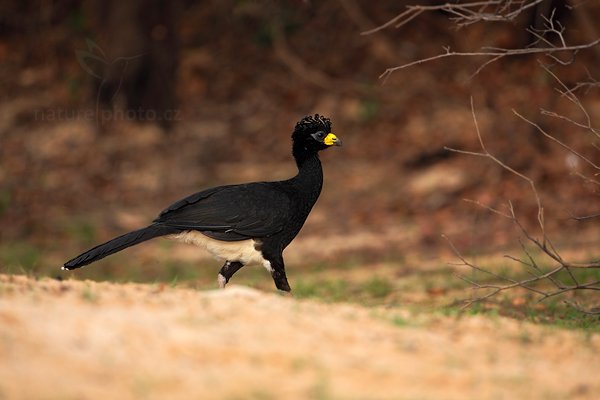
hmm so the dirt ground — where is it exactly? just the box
[0,274,597,400]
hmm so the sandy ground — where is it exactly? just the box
[0,274,598,400]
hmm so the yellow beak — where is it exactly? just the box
[324,133,342,146]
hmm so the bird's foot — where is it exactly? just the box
[217,273,227,289]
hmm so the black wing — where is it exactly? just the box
[153,182,292,241]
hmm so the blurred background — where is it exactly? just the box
[1,0,599,292]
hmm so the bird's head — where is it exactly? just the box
[292,114,342,154]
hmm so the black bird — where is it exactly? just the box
[63,114,341,291]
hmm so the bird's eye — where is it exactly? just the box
[310,131,327,142]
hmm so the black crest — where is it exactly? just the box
[293,114,332,138]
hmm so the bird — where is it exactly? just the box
[63,114,342,291]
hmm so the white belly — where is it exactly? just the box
[169,231,270,270]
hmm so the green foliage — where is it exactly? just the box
[0,190,11,217]
[362,276,393,299]
[442,298,600,333]
[0,242,41,273]
[293,279,349,303]
[554,266,600,283]
[67,76,84,100]
[307,373,332,400]
[64,219,97,246]
[1,238,596,333]
[390,314,409,327]
[67,6,87,33]
[80,284,98,303]
[293,274,393,305]
[359,98,379,122]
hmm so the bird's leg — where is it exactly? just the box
[266,256,291,292]
[217,261,244,288]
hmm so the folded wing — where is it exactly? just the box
[154,183,292,241]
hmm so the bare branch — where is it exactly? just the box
[363,0,547,35]
[381,1,600,313]
[447,229,600,310]
[379,39,600,81]
[537,62,600,138]
[372,3,600,81]
[570,212,600,221]
[565,301,600,315]
[446,98,546,235]
[445,98,600,313]
[513,110,600,170]
[460,198,512,219]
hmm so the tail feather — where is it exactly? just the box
[63,225,178,270]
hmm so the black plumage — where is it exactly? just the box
[63,114,341,291]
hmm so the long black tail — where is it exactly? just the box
[63,224,179,270]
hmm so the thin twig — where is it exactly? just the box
[444,98,599,313]
[446,98,546,236]
[379,39,600,81]
[513,110,600,170]
[363,0,546,35]
[570,212,600,221]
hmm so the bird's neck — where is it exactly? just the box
[292,141,322,167]
[292,151,323,196]
[277,148,323,247]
